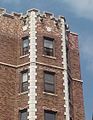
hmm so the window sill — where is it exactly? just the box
[18,91,28,95]
[43,92,57,96]
[42,55,56,59]
[20,54,29,59]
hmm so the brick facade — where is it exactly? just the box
[0,8,85,120]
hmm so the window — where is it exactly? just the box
[44,37,54,56]
[22,36,29,55]
[21,70,28,92]
[44,71,55,93]
[19,109,27,120]
[44,110,56,120]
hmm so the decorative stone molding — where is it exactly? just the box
[46,26,52,32]
[72,78,83,83]
[28,10,37,120]
[0,8,6,14]
[60,18,70,120]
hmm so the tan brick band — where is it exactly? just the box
[0,62,30,68]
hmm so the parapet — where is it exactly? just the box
[70,31,78,36]
[12,12,22,17]
[2,13,14,19]
[43,11,54,19]
[27,8,39,13]
[0,7,71,31]
[0,8,6,14]
[0,7,22,19]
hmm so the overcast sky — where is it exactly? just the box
[0,0,93,120]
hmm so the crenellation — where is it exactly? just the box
[0,8,6,14]
[59,15,66,22]
[0,9,22,19]
[65,24,69,30]
[12,12,22,18]
[36,11,64,30]
[55,21,60,29]
[2,13,14,19]
[70,31,78,36]
[51,17,58,22]
[37,14,44,23]
[43,11,54,19]
[27,8,39,15]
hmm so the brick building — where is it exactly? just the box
[0,8,85,120]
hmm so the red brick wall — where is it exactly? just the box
[72,81,85,120]
[36,14,63,68]
[0,64,16,120]
[36,14,65,120]
[36,65,65,120]
[68,33,85,120]
[0,15,18,65]
[14,66,29,120]
[0,14,29,120]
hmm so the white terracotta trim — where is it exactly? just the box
[61,18,70,120]
[19,54,29,58]
[43,92,58,97]
[28,11,37,120]
[36,62,64,70]
[0,62,16,68]
[19,106,29,110]
[70,31,78,36]
[72,78,83,83]
[0,61,64,70]
[18,91,28,95]
[42,106,58,112]
[42,55,56,59]
[0,62,30,68]
[17,62,30,68]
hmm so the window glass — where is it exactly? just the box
[44,37,54,56]
[44,39,53,49]
[21,70,28,92]
[45,111,56,120]
[45,72,54,84]
[44,71,55,93]
[22,72,28,82]
[45,84,54,92]
[22,36,29,55]
[23,39,29,48]
[20,109,27,120]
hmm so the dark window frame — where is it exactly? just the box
[44,71,55,93]
[19,109,27,120]
[43,37,55,56]
[22,36,29,55]
[70,117,73,120]
[44,110,56,120]
[21,70,28,92]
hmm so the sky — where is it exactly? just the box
[0,0,93,120]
